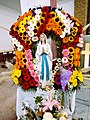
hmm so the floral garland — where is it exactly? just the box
[10,6,84,91]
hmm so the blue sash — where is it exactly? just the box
[41,53,49,80]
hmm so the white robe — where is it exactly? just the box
[35,42,52,86]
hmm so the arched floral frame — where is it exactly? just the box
[10,6,84,91]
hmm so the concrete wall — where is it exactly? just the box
[57,0,74,16]
[0,4,20,51]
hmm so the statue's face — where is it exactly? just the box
[40,33,46,42]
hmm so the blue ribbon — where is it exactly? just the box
[41,53,49,80]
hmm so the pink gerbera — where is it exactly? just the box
[62,49,69,57]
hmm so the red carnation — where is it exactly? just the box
[22,81,30,90]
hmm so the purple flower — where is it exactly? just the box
[60,66,72,91]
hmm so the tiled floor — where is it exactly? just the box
[73,80,90,120]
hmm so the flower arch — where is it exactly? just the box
[10,6,84,91]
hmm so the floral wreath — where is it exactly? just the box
[10,6,84,91]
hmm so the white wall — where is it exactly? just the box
[57,0,74,16]
[20,0,50,14]
[0,4,21,51]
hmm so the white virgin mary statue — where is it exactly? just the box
[36,33,52,86]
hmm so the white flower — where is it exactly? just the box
[64,26,70,34]
[55,9,62,16]
[17,45,23,51]
[79,37,84,43]
[43,112,53,120]
[35,9,41,15]
[28,31,34,37]
[11,38,18,44]
[28,24,34,31]
[32,36,38,42]
[62,57,68,64]
[16,41,20,46]
[32,19,36,26]
[55,66,59,71]
[52,118,57,120]
[77,43,83,48]
[57,58,61,63]
[60,31,66,38]
[35,14,40,21]
[60,15,67,22]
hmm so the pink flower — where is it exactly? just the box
[42,99,61,112]
[34,75,39,81]
[25,49,31,55]
[27,61,32,67]
[28,64,34,70]
[62,49,69,57]
[26,54,32,60]
[30,70,36,77]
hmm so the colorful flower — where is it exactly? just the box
[22,81,30,90]
[62,57,68,64]
[62,49,69,57]
[13,77,19,85]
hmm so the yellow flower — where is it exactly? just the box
[69,55,74,61]
[78,72,83,82]
[50,11,56,18]
[19,27,26,33]
[69,75,75,83]
[75,22,80,26]
[72,79,77,87]
[11,73,15,79]
[13,77,19,85]
[73,69,78,77]
[14,69,21,77]
[69,36,74,42]
[72,27,78,32]
[68,47,74,54]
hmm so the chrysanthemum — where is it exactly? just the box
[17,45,23,51]
[32,36,38,42]
[35,14,40,21]
[35,9,41,15]
[27,30,34,37]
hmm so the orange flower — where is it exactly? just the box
[74,53,80,60]
[46,23,52,31]
[52,24,58,31]
[74,60,80,67]
[74,48,80,54]
[56,28,62,35]
[62,37,69,43]
[48,19,55,25]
